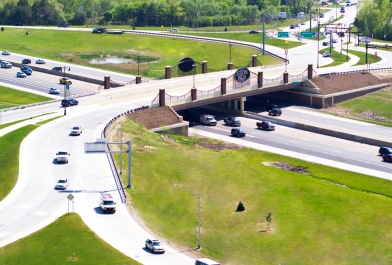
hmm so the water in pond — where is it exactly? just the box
[89,57,135,64]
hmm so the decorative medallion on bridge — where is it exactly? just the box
[234,67,250,83]
[178,57,195,72]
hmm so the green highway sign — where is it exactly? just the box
[300,32,315,38]
[278,32,289,38]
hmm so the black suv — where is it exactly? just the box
[379,146,392,156]
[22,58,31,64]
[61,98,78,107]
[231,128,246,137]
[52,66,62,72]
[265,104,278,112]
[268,108,282,116]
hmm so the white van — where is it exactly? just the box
[195,258,220,265]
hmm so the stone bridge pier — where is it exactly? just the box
[220,97,247,111]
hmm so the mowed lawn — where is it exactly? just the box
[0,86,51,109]
[0,213,141,265]
[108,119,392,265]
[0,28,278,78]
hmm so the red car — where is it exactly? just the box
[382,154,392,162]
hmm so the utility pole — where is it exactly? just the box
[262,13,265,55]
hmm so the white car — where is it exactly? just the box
[49,87,60,94]
[55,178,68,189]
[169,28,178,32]
[36,59,45,64]
[56,150,70,164]
[1,61,12,68]
[16,71,27,78]
[70,125,82,135]
[145,239,165,254]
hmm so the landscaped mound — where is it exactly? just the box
[126,106,180,130]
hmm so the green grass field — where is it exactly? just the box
[0,213,141,265]
[0,28,279,78]
[0,86,51,109]
[335,87,392,127]
[107,118,392,265]
[319,47,349,67]
[348,49,382,66]
[186,32,304,50]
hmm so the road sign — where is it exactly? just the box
[67,194,74,201]
[300,32,315,38]
[278,32,289,38]
[66,82,70,90]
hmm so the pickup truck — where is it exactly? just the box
[256,121,275,131]
[223,117,241,127]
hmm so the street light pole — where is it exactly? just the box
[229,42,232,63]
[63,66,67,116]
[137,52,141,76]
[174,184,201,249]
[285,49,288,72]
[192,63,196,89]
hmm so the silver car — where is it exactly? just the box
[56,150,70,164]
[55,178,68,189]
[70,125,83,136]
[49,87,60,94]
[145,239,165,254]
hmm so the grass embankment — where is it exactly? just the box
[319,47,349,67]
[336,86,392,127]
[186,32,304,50]
[109,119,392,265]
[0,86,51,109]
[348,49,382,65]
[0,213,141,265]
[1,28,278,78]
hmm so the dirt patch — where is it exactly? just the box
[263,162,308,174]
[126,106,181,130]
[195,139,241,151]
[311,72,385,95]
[355,111,387,121]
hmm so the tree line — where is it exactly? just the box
[0,0,322,27]
[354,0,392,41]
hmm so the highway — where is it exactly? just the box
[1,4,392,264]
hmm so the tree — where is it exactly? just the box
[12,0,32,25]
[103,11,113,24]
[161,0,184,26]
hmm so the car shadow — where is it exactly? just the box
[94,206,112,215]
[142,247,164,254]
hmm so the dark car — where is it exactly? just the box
[340,9,345,13]
[14,22,24,26]
[379,146,392,156]
[231,128,246,137]
[322,41,329,46]
[290,24,295,29]
[257,121,275,131]
[52,66,63,72]
[20,66,32,75]
[249,30,259,34]
[224,117,241,127]
[57,23,68,28]
[22,58,31,64]
[320,14,325,18]
[61,98,78,107]
[268,108,282,116]
[265,104,278,111]
[382,154,392,162]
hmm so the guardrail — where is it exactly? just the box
[120,30,288,62]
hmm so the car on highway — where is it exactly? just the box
[70,125,83,136]
[52,66,62,72]
[21,66,32,75]
[231,128,246,137]
[61,98,78,107]
[301,21,306,25]
[265,104,278,112]
[323,52,331,57]
[379,146,392,155]
[195,258,221,265]
[0,61,12,68]
[249,30,259,34]
[256,121,275,131]
[321,1,328,5]
[320,13,325,18]
[322,41,329,46]
[340,9,345,13]
[169,28,178,32]
[223,117,241,127]
[332,39,337,43]
[59,77,72,84]
[333,1,339,4]
[36,59,45,64]
[57,23,68,28]
[295,24,299,27]
[49,87,60,94]
[22,58,31,64]
[290,24,295,29]
[14,22,23,26]
[268,108,282,116]
[145,239,165,254]
[200,114,217,126]
[56,150,70,164]
[55,178,68,190]
[99,193,117,213]
[16,71,26,78]
[382,154,392,162]
[2,51,10,55]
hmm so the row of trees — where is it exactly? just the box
[0,0,318,27]
[354,0,392,41]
